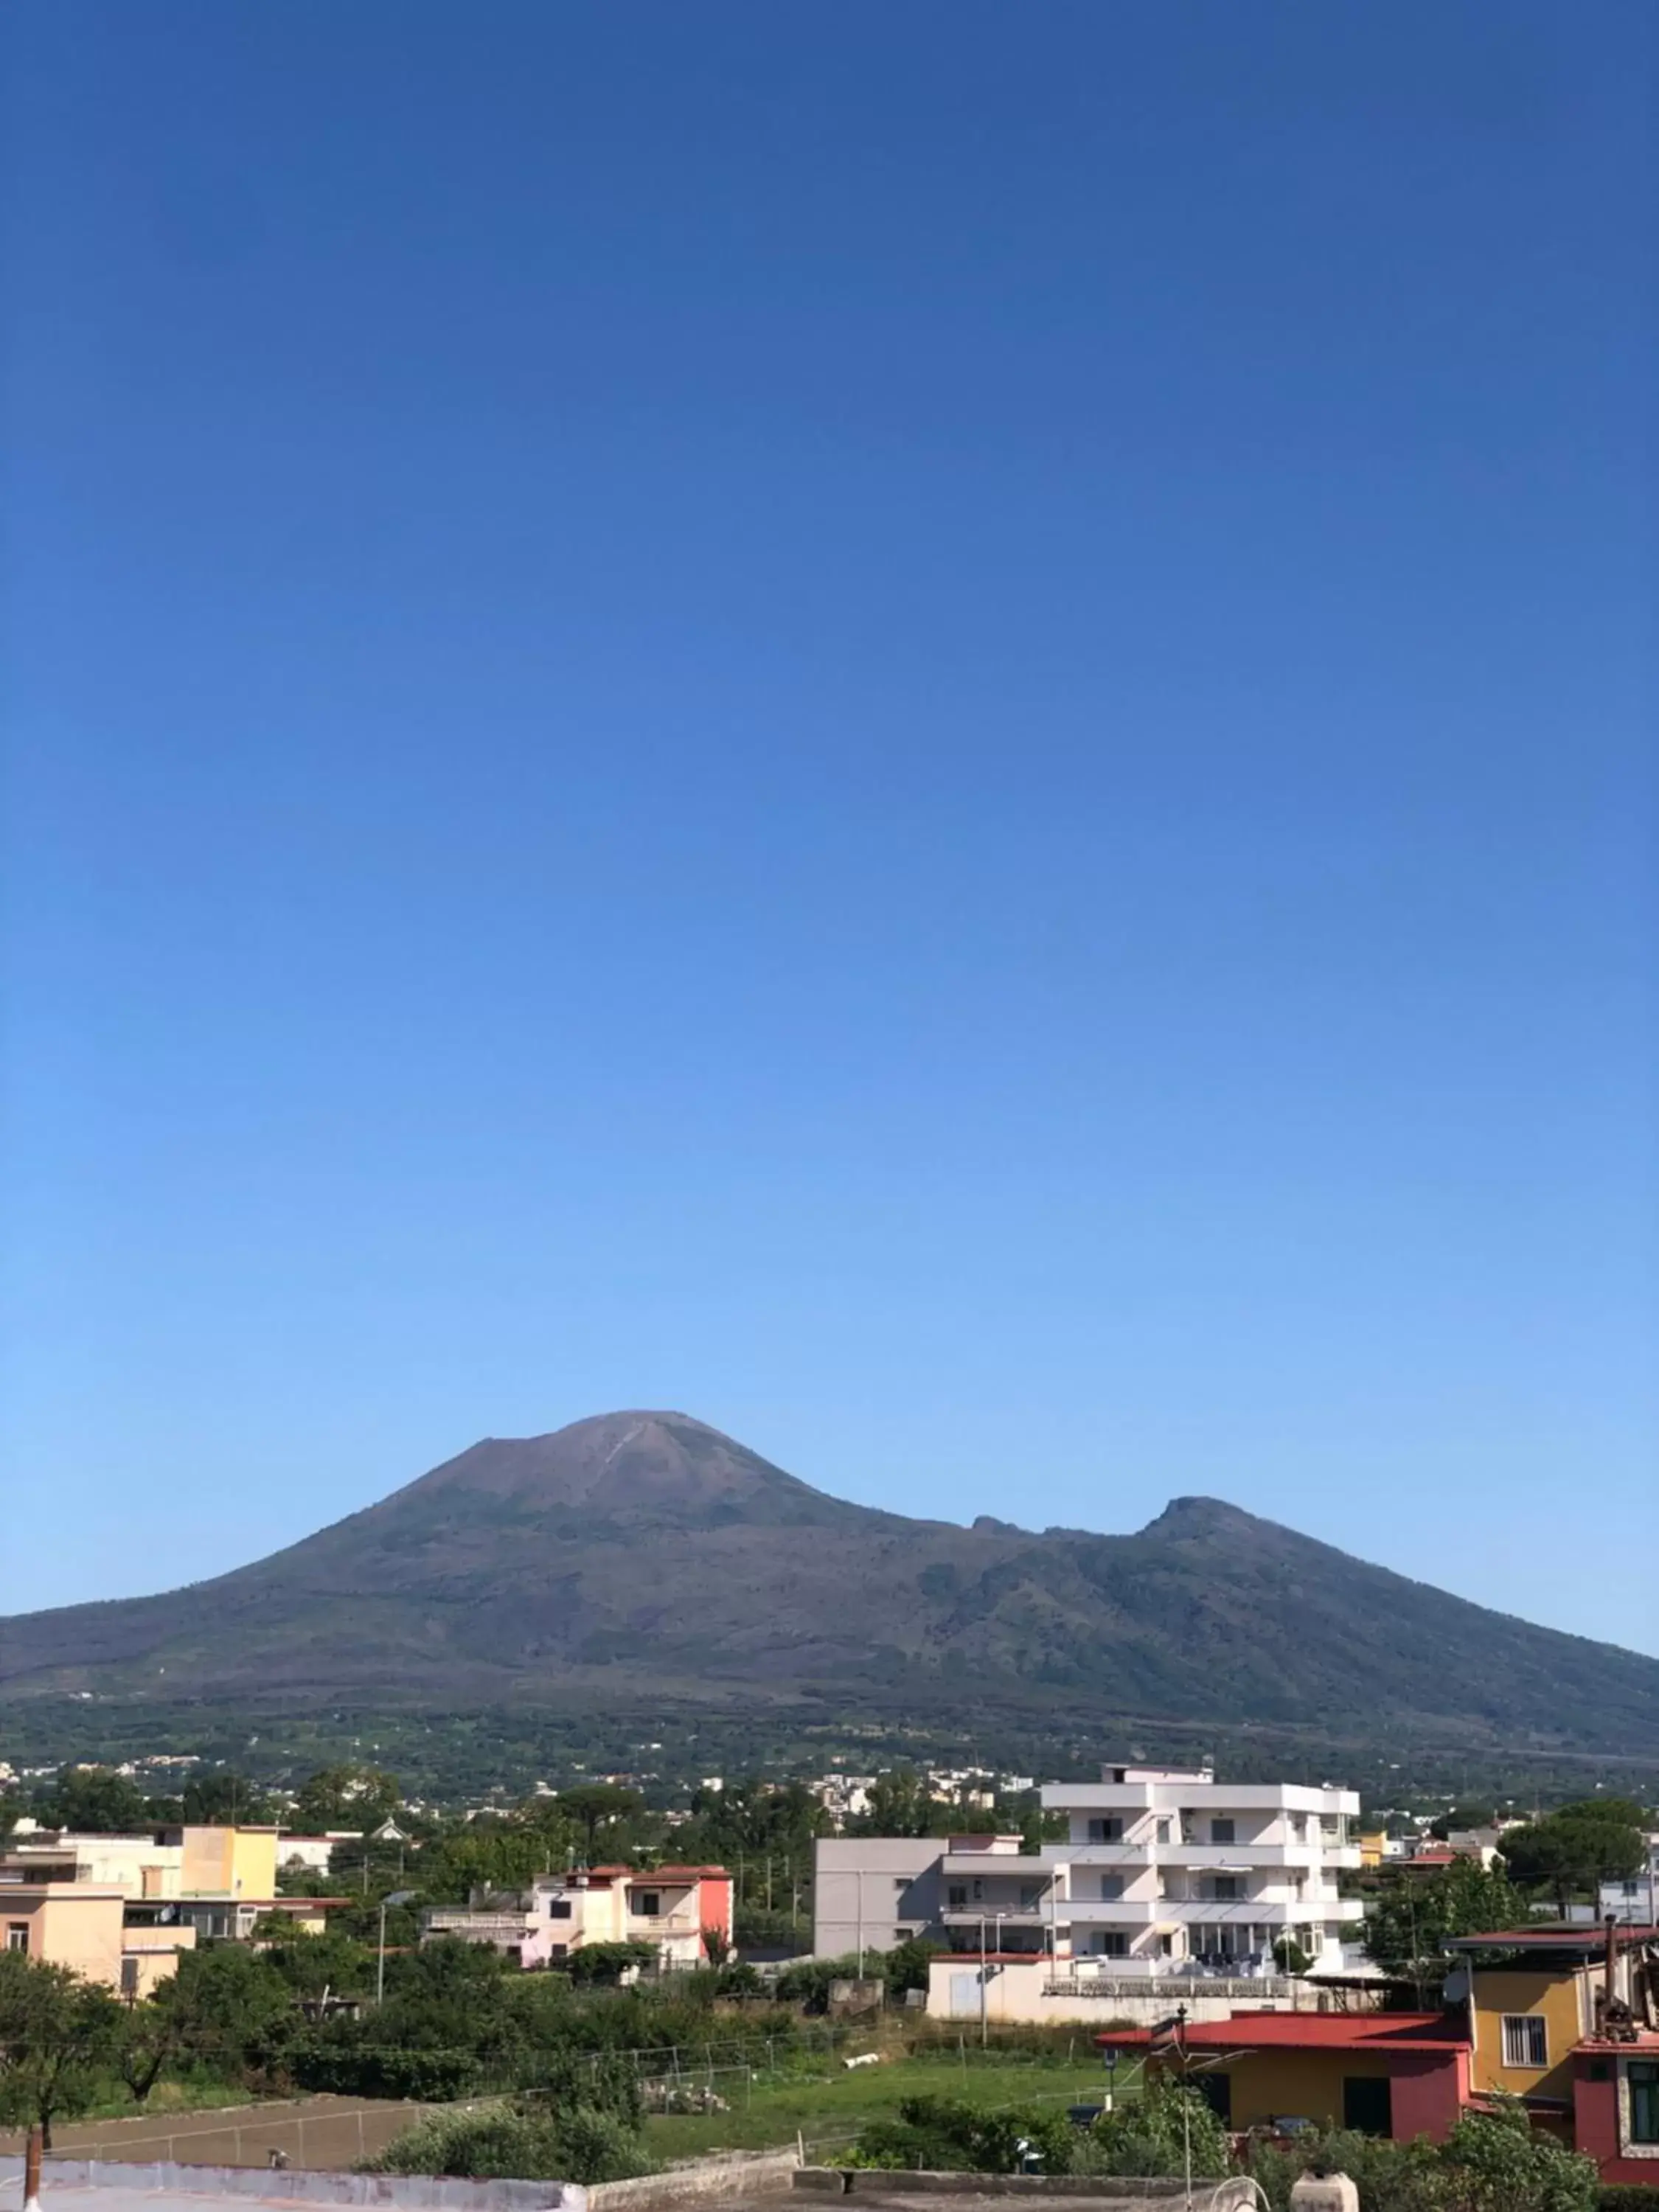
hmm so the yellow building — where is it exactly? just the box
[1357,1832,1388,1871]
[1447,1924,1655,2135]
[166,1824,280,1899]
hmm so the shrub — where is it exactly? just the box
[1082,2077,1229,2182]
[852,2093,1075,2174]
[1599,2191,1659,2212]
[1243,2104,1598,2212]
[366,2098,653,2185]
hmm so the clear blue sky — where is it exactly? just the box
[3,2,1655,1656]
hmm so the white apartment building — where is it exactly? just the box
[815,1764,1363,1993]
[1034,1763,1363,1978]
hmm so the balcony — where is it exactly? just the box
[1068,1842,1359,1870]
[1044,1968,1301,1997]
[941,1909,1051,1930]
[1065,1896,1363,1927]
[425,1910,529,1943]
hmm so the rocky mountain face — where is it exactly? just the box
[3,1411,1655,1754]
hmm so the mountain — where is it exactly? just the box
[3,1411,1656,1756]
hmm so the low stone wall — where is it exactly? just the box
[0,2153,577,2211]
[793,2174,1257,2206]
[588,2148,803,2211]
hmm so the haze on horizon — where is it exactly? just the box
[2,2,1655,1656]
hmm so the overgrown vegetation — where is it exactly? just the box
[366,2049,655,2184]
[1243,2100,1598,2212]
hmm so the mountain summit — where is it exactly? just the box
[378,1411,878,1528]
[2,1412,1655,1755]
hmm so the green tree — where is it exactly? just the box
[565,1940,657,1986]
[556,1784,644,1860]
[37,1766,150,1834]
[1430,1804,1496,1840]
[292,1764,400,1830]
[114,1997,179,2107]
[183,1771,274,1825]
[262,1930,375,2003]
[0,1953,125,2146]
[1363,1857,1533,1986]
[1502,1802,1649,1912]
[882,1936,942,1997]
[158,1943,296,2081]
[851,1770,942,1839]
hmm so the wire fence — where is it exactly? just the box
[0,2099,433,2172]
[0,2025,1138,2171]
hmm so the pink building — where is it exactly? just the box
[424,1863,734,1971]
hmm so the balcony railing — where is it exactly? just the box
[1043,1972,1300,1998]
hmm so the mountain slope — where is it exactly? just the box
[2,1411,1655,1753]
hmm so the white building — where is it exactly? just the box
[1034,1763,1362,1978]
[1600,1833,1659,1924]
[815,1762,1365,2013]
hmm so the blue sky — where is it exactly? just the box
[3,1,1655,1657]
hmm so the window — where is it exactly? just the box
[1155,1819,1172,1846]
[1099,1875,1124,1901]
[5,1925,27,1953]
[1501,2016,1548,2069]
[1629,2062,1659,2146]
[1159,1933,1175,1957]
[947,1885,967,1910]
[635,1891,661,1918]
[1210,1876,1240,1902]
[1019,1885,1042,1910]
[120,1958,139,1998]
[1093,1931,1128,1958]
[1087,1818,1123,1843]
[547,1899,571,1919]
[1210,1818,1236,1845]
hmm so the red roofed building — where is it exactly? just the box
[1102,2010,1472,2140]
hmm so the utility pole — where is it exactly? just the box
[376,1891,414,2006]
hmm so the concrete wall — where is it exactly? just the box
[122,1923,198,1998]
[1,1886,127,1986]
[926,1958,1326,2028]
[795,2172,1259,2206]
[814,1841,944,1958]
[0,2154,578,2211]
[588,2149,800,2211]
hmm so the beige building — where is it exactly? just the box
[1,1882,197,1997]
[1,1823,313,1992]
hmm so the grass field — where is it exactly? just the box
[641,2045,1141,2159]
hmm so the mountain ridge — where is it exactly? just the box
[2,1411,1655,1757]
